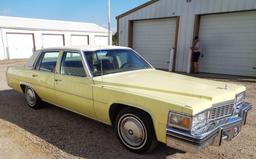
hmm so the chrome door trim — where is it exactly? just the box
[80,50,93,78]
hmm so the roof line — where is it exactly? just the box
[0,15,96,25]
[116,0,159,19]
[0,26,108,33]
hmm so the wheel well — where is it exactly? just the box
[20,84,42,104]
[109,103,153,127]
[20,84,26,93]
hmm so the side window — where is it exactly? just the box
[61,52,86,77]
[37,51,59,72]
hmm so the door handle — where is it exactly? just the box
[32,74,38,77]
[55,79,62,82]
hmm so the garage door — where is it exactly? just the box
[132,18,177,69]
[42,34,64,48]
[199,11,256,77]
[6,33,34,59]
[71,35,89,46]
[94,36,108,45]
[0,33,4,60]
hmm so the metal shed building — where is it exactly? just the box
[0,16,111,60]
[116,0,256,77]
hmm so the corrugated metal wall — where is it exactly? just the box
[118,0,256,72]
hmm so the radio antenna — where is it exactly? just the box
[108,0,111,45]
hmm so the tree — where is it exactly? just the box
[112,32,118,45]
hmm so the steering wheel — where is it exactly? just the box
[120,62,130,69]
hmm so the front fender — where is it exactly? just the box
[92,85,179,143]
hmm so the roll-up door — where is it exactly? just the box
[6,33,34,59]
[94,36,108,46]
[132,18,177,69]
[71,35,89,46]
[0,33,5,60]
[42,34,64,48]
[199,11,256,76]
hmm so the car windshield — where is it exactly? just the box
[84,49,152,76]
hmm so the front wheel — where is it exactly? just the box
[115,108,157,153]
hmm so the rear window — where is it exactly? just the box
[36,51,59,72]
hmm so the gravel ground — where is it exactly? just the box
[0,62,255,159]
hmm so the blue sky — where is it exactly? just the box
[0,0,148,32]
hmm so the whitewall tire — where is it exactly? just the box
[115,108,157,153]
[24,86,41,108]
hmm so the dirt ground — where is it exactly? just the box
[0,62,255,159]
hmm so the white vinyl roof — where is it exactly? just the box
[0,16,108,33]
[25,45,131,69]
[41,45,130,51]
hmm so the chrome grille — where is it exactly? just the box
[209,103,234,120]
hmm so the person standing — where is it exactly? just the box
[191,36,202,74]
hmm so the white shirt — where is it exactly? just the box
[194,41,202,53]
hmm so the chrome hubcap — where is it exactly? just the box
[118,115,147,149]
[26,88,36,107]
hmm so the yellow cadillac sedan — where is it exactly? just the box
[6,46,252,153]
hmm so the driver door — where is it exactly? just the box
[54,51,95,118]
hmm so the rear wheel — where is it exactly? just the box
[115,108,157,153]
[24,86,41,108]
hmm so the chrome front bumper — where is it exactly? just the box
[166,102,252,152]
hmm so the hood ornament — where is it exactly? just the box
[216,84,228,90]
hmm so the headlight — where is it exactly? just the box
[168,112,192,130]
[235,92,245,105]
[191,111,208,133]
[168,111,208,132]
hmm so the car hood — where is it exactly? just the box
[94,69,245,114]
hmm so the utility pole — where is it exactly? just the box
[108,0,111,45]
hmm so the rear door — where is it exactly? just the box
[32,50,60,103]
[54,51,94,118]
